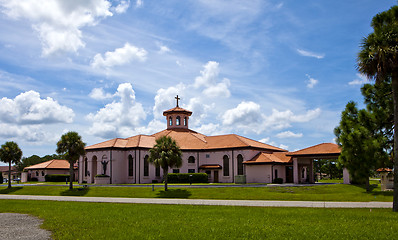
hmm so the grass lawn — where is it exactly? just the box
[0,199,397,239]
[0,183,393,202]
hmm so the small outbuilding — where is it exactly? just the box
[22,159,77,182]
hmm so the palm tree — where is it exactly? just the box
[0,141,22,189]
[56,131,86,190]
[357,5,398,211]
[148,136,182,191]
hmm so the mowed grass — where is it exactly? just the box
[0,199,397,239]
[0,183,393,202]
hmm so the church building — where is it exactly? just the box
[79,96,341,184]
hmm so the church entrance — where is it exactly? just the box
[213,171,219,183]
[285,166,293,183]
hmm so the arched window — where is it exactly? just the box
[223,155,229,176]
[237,154,244,175]
[84,157,88,177]
[144,155,149,176]
[275,169,278,179]
[128,155,134,176]
[188,156,195,163]
[176,116,181,126]
[156,165,160,177]
[169,117,173,126]
[184,117,187,126]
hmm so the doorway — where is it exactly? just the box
[285,166,293,183]
[214,171,219,183]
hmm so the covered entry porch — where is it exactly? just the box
[287,143,341,184]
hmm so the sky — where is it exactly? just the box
[0,0,395,161]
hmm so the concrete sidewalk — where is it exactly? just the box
[0,194,392,208]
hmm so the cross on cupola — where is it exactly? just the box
[175,95,180,107]
[163,96,192,130]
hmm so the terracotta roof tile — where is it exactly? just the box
[163,107,192,116]
[0,166,16,172]
[199,164,222,169]
[376,168,392,172]
[24,160,75,170]
[287,143,341,156]
[244,152,292,164]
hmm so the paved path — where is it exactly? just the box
[0,194,392,208]
[0,213,51,240]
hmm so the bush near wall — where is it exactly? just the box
[272,178,283,184]
[45,174,70,182]
[167,173,208,183]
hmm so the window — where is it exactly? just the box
[36,171,39,177]
[274,169,278,179]
[84,157,88,177]
[302,168,305,178]
[237,154,244,175]
[223,155,229,176]
[176,116,181,126]
[41,171,44,176]
[156,165,160,177]
[184,117,187,126]
[169,117,173,126]
[188,156,195,163]
[188,169,195,173]
[205,170,211,177]
[128,155,134,176]
[144,155,149,176]
[206,154,210,158]
[173,169,180,173]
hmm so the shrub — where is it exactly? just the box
[273,178,283,184]
[45,174,70,182]
[167,173,208,183]
[0,174,3,184]
[30,177,38,182]
[152,180,158,183]
[95,174,110,178]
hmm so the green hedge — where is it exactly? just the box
[272,178,283,184]
[167,173,208,183]
[45,174,70,182]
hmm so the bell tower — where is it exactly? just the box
[163,95,192,130]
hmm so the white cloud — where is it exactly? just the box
[86,83,146,138]
[135,0,143,8]
[113,0,130,14]
[276,131,303,138]
[0,0,119,56]
[91,43,147,69]
[306,74,318,88]
[202,78,231,98]
[89,87,113,100]
[153,83,186,119]
[0,90,74,125]
[279,144,288,150]
[158,45,171,54]
[297,49,325,59]
[194,61,220,88]
[223,101,262,126]
[348,73,372,85]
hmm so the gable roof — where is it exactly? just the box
[24,160,75,170]
[244,152,292,164]
[0,166,17,172]
[163,106,192,116]
[287,143,340,157]
[86,129,286,152]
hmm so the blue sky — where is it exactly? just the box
[0,0,394,160]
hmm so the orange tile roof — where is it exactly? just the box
[24,160,75,170]
[376,168,392,172]
[287,143,341,157]
[244,152,292,164]
[199,164,222,169]
[0,166,16,172]
[86,128,285,152]
[163,107,192,116]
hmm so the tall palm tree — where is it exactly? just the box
[0,141,22,189]
[357,5,398,211]
[148,136,182,191]
[56,131,86,190]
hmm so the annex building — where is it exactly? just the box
[79,97,341,184]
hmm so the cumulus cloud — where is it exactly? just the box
[89,87,113,100]
[349,73,372,85]
[158,45,171,54]
[223,101,262,126]
[91,43,147,69]
[194,61,231,98]
[86,83,146,138]
[0,0,127,56]
[297,49,325,59]
[306,74,318,88]
[135,0,143,8]
[0,90,74,124]
[0,90,74,143]
[276,131,303,138]
[113,0,130,13]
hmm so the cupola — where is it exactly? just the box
[163,95,192,130]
